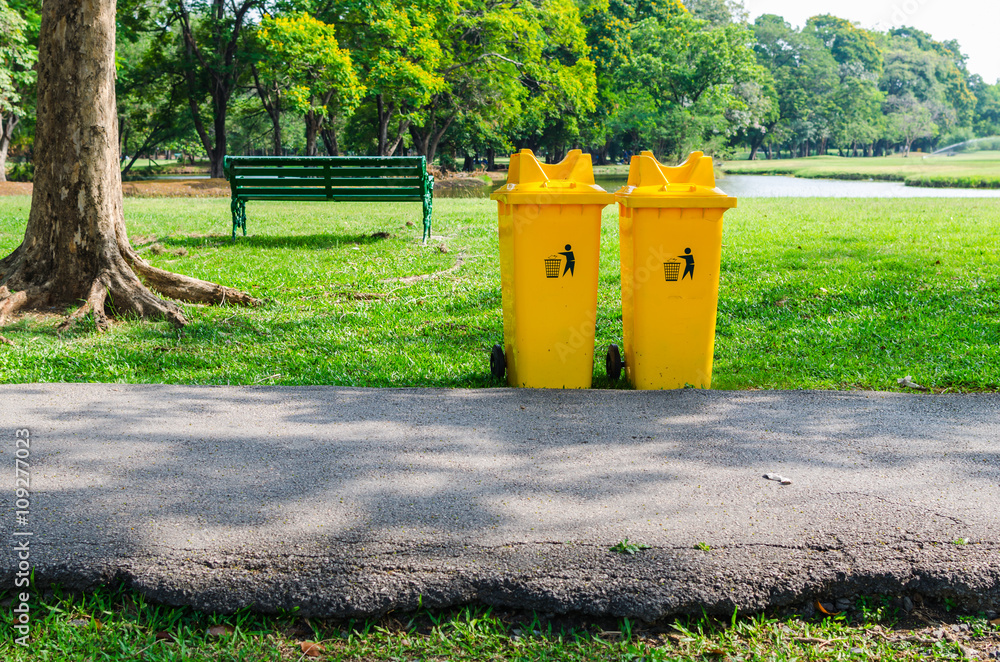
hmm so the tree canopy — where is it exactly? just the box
[1,0,997,171]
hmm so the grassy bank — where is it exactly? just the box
[1,584,997,660]
[0,195,998,391]
[722,151,1000,188]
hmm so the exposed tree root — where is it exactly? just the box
[126,252,260,307]
[57,279,110,332]
[1,247,260,334]
[383,252,467,284]
[0,286,29,326]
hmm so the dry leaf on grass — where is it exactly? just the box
[989,617,1000,626]
[207,625,234,637]
[299,641,326,657]
[897,375,929,391]
[155,631,176,642]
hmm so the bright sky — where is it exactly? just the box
[741,0,1000,83]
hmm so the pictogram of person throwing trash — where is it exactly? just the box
[559,244,575,276]
[679,247,694,280]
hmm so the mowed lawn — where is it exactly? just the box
[0,194,997,391]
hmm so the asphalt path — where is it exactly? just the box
[2,384,998,620]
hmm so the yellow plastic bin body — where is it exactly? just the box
[615,151,737,389]
[490,149,614,388]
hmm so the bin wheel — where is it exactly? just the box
[606,344,623,380]
[490,345,506,381]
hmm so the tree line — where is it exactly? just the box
[1,0,998,182]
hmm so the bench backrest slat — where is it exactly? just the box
[232,176,423,188]
[236,186,424,198]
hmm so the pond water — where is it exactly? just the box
[436,173,1000,199]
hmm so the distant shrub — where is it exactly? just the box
[905,174,1000,189]
[7,161,33,182]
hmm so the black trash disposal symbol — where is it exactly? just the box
[544,244,575,278]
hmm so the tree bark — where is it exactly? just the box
[376,94,390,156]
[0,113,18,183]
[0,0,258,334]
[305,109,321,156]
[321,126,340,156]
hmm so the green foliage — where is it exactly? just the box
[0,0,34,116]
[116,25,196,177]
[319,0,447,155]
[905,174,1000,189]
[610,3,760,159]
[3,0,993,172]
[256,13,363,117]
[5,159,30,180]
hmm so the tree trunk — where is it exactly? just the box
[321,126,340,156]
[304,109,321,156]
[385,118,410,157]
[0,113,16,183]
[486,147,496,170]
[376,94,391,156]
[0,0,257,336]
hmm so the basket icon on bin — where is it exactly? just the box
[544,255,562,278]
[663,260,680,282]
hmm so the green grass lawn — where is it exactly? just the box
[0,195,997,391]
[722,151,1000,188]
[1,584,997,661]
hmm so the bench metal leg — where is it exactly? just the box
[422,192,432,244]
[231,198,246,240]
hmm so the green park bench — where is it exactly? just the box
[223,155,434,242]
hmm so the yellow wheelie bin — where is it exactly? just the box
[489,149,615,388]
[606,151,737,389]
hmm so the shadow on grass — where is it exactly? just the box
[154,231,401,250]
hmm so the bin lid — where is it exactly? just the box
[490,149,615,205]
[615,151,737,209]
